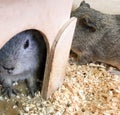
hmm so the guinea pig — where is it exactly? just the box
[71,1,120,70]
[0,30,46,98]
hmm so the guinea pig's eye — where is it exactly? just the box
[24,39,29,49]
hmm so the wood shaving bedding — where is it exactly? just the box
[1,57,120,115]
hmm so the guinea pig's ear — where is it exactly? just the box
[80,15,97,32]
[80,1,90,8]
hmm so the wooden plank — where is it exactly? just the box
[41,17,77,99]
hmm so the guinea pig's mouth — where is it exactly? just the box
[2,65,14,74]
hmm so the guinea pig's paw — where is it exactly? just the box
[108,69,120,75]
[27,87,37,98]
[1,86,19,98]
[77,59,89,65]
[77,55,92,65]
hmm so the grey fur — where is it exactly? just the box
[71,1,120,69]
[0,30,46,97]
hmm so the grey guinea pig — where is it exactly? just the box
[0,30,46,98]
[71,1,120,69]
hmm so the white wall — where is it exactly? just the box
[72,0,120,14]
